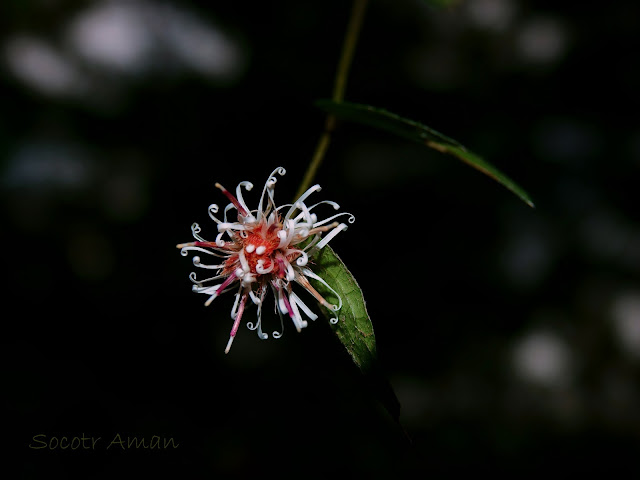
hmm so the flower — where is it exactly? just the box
[176,167,354,353]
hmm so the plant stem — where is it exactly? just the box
[295,0,369,199]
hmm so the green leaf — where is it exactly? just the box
[317,99,535,208]
[310,244,400,422]
[312,245,376,371]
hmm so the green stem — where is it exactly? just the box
[295,0,369,200]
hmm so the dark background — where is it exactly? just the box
[3,0,640,476]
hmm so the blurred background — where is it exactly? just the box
[3,0,640,476]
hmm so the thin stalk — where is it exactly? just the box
[295,0,369,200]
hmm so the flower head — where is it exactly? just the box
[176,167,354,353]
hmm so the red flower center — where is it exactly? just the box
[243,230,280,272]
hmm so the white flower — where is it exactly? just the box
[176,167,354,353]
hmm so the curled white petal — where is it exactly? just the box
[217,222,247,232]
[230,291,242,319]
[312,212,355,228]
[189,271,225,284]
[246,311,268,340]
[277,229,288,248]
[308,200,340,212]
[268,285,287,339]
[192,284,219,294]
[275,203,293,213]
[222,203,234,223]
[252,287,269,339]
[215,232,227,247]
[300,268,343,311]
[208,204,223,224]
[257,166,286,219]
[314,223,348,250]
[301,234,322,253]
[256,260,274,274]
[294,228,309,239]
[193,256,225,269]
[292,200,313,226]
[238,249,250,273]
[287,295,307,331]
[235,181,254,220]
[284,185,321,221]
[180,246,228,258]
[290,292,318,321]
[278,256,295,281]
[277,220,296,248]
[295,250,308,266]
[191,223,206,242]
[278,294,288,315]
